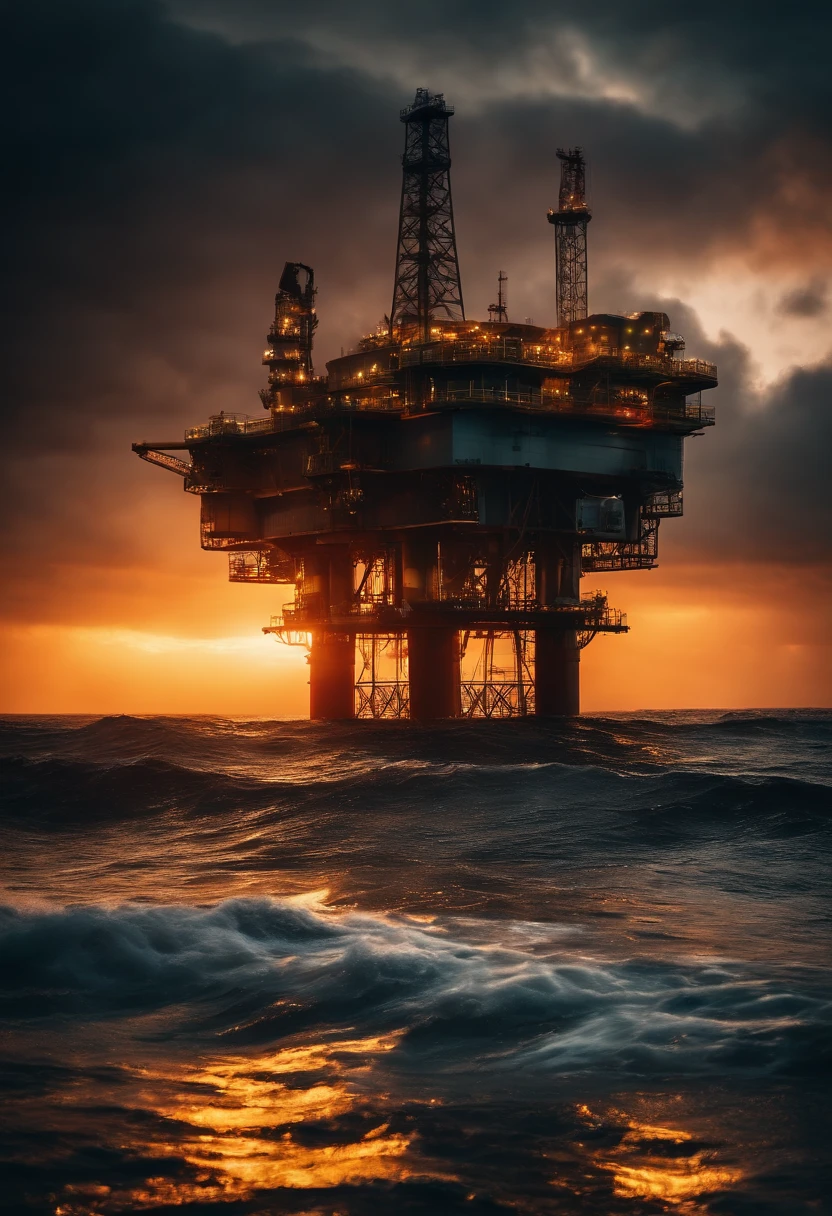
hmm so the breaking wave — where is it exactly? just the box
[1,896,828,1079]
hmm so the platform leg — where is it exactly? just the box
[534,629,580,716]
[407,628,461,720]
[309,632,355,720]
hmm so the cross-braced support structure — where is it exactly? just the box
[356,634,409,719]
[461,630,534,718]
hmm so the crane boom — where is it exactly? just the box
[132,443,191,477]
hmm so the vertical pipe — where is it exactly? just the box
[309,632,355,720]
[407,628,460,720]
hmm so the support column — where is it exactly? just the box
[534,629,579,716]
[407,628,460,720]
[535,540,581,716]
[309,632,355,720]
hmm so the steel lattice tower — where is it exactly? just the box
[390,89,464,341]
[547,147,591,326]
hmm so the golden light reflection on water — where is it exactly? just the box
[149,1122,414,1196]
[54,1034,451,1212]
[50,1036,751,1213]
[576,1104,743,1210]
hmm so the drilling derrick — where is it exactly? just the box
[548,147,591,326]
[134,90,716,721]
[391,89,464,341]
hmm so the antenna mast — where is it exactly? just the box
[488,270,508,322]
[390,89,465,342]
[547,147,591,326]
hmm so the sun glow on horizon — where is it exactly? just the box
[2,562,830,715]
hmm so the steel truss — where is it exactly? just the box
[391,89,464,341]
[582,515,660,571]
[265,551,625,719]
[355,634,409,718]
[228,548,295,582]
[440,548,537,611]
[353,551,397,614]
[461,630,535,718]
[547,147,591,326]
[643,489,683,518]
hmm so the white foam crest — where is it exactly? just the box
[0,897,825,1077]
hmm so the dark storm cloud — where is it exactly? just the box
[733,361,832,563]
[777,280,828,318]
[173,0,829,110]
[172,0,832,164]
[0,0,402,582]
[1,0,832,618]
[0,0,399,445]
[630,303,832,566]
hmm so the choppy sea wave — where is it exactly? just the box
[1,711,830,1214]
[2,895,828,1081]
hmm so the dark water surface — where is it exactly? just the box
[1,711,830,1214]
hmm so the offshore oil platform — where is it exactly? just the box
[134,89,716,720]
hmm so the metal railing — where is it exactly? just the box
[400,338,542,368]
[272,591,625,629]
[356,683,410,719]
[183,386,714,443]
[595,351,717,379]
[228,551,295,583]
[684,400,716,424]
[644,490,683,518]
[398,340,717,380]
[185,413,275,440]
[269,605,300,628]
[427,386,566,408]
[328,366,395,390]
[328,395,402,412]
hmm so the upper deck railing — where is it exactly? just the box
[185,413,276,441]
[183,389,714,443]
[397,338,716,380]
[267,589,627,631]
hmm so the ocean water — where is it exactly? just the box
[1,711,830,1215]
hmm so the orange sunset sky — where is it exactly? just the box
[2,1,831,714]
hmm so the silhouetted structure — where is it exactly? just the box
[391,90,464,340]
[134,90,716,720]
[488,271,508,323]
[548,148,591,326]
